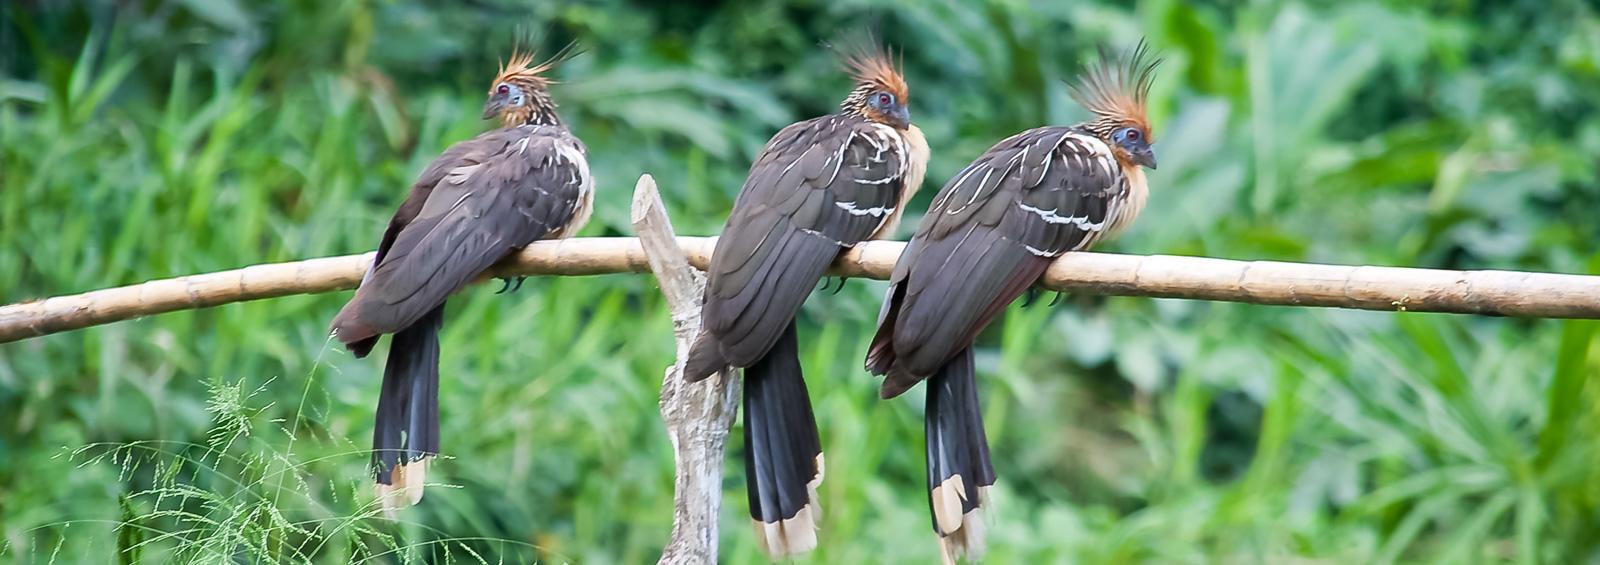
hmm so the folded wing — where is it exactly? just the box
[694,116,916,372]
[870,127,1131,396]
[332,126,591,346]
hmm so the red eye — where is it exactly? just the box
[497,84,510,95]
[877,93,893,106]
[1126,129,1141,141]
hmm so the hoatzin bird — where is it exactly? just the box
[682,44,929,557]
[328,46,591,514]
[865,42,1160,563]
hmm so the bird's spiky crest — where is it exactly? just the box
[491,40,577,92]
[1068,40,1160,137]
[840,39,909,104]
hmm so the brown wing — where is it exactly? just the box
[868,127,1131,397]
[331,125,592,346]
[337,144,481,356]
[687,115,917,375]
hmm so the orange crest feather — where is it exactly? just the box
[841,42,909,103]
[1068,40,1161,135]
[490,42,575,92]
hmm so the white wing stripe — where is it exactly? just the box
[444,163,482,185]
[555,141,593,198]
[780,146,815,177]
[836,201,895,218]
[1017,202,1107,230]
[937,163,986,212]
[824,131,856,185]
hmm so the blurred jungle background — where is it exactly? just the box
[4,0,1599,562]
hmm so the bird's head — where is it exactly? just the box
[483,44,573,127]
[839,42,912,130]
[1070,41,1161,170]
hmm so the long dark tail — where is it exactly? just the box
[372,304,444,516]
[743,321,825,558]
[925,347,994,563]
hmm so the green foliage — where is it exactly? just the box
[3,0,1599,562]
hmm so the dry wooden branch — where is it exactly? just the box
[5,236,1600,345]
[630,175,741,564]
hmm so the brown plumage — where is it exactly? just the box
[682,42,928,558]
[328,45,592,515]
[865,42,1159,563]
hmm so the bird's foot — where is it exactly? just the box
[494,276,527,295]
[1020,287,1041,308]
[817,276,848,295]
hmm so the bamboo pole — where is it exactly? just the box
[4,233,1600,345]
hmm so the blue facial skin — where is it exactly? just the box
[869,91,910,129]
[1113,126,1157,170]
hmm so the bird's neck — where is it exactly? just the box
[503,108,561,128]
[502,89,563,128]
[837,104,869,122]
[870,122,930,238]
[1106,164,1148,238]
[839,85,871,115]
[899,123,929,198]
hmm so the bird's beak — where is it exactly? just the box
[1136,147,1158,170]
[894,106,911,130]
[481,96,506,120]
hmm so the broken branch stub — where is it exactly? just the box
[631,174,741,565]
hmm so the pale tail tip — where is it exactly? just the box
[374,458,431,518]
[937,513,988,564]
[751,502,820,559]
[753,454,825,558]
[808,452,826,521]
[931,474,969,534]
[932,477,990,563]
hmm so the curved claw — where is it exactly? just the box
[817,276,846,295]
[1047,291,1066,307]
[1020,287,1040,308]
[509,276,527,293]
[494,278,513,294]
